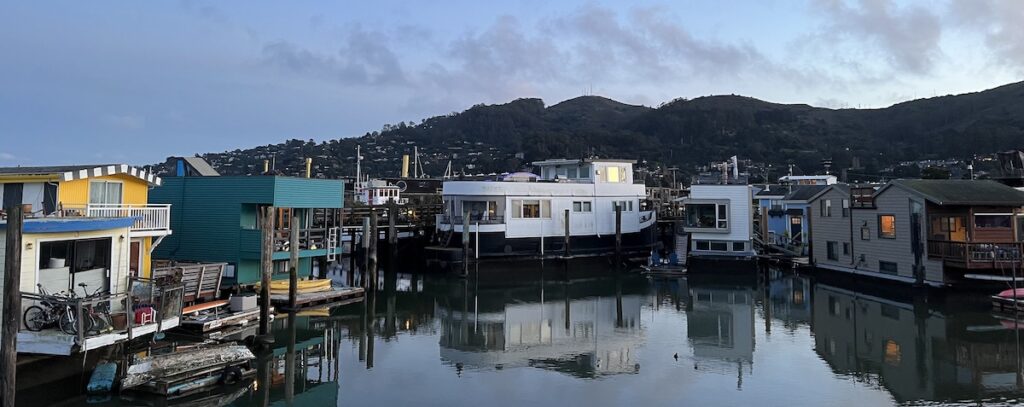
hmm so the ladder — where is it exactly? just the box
[327,227,338,262]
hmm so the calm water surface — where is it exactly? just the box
[41,262,1024,406]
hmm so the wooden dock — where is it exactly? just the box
[269,287,365,311]
[180,308,264,333]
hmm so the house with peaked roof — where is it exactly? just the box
[809,179,1024,287]
[757,185,830,255]
[0,164,171,278]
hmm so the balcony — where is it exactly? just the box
[439,215,506,225]
[17,278,183,356]
[927,240,1023,269]
[273,227,340,252]
[86,204,172,236]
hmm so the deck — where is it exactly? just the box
[269,287,365,311]
[17,317,180,356]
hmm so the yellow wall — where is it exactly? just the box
[57,174,150,207]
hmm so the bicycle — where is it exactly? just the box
[23,284,91,335]
[78,283,114,335]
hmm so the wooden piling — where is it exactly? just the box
[1,205,23,407]
[564,209,571,258]
[615,205,623,259]
[259,206,274,336]
[288,211,299,310]
[369,208,378,289]
[387,199,397,247]
[462,210,470,275]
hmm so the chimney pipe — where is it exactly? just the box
[305,157,312,178]
[401,155,410,178]
[263,159,269,174]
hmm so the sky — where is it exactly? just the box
[1,0,1022,165]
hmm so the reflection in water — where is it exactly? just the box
[436,275,644,377]
[809,283,1024,403]
[42,262,1024,406]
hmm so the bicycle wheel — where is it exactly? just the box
[23,306,47,331]
[60,311,94,335]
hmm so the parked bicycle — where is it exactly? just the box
[23,284,90,335]
[78,283,114,335]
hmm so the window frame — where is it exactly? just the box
[88,180,124,205]
[826,241,838,261]
[878,214,896,239]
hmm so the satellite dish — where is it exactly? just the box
[396,180,408,192]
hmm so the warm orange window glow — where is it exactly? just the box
[879,215,896,239]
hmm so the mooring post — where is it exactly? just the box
[288,211,299,310]
[259,206,274,337]
[615,204,623,260]
[462,210,470,275]
[361,217,370,288]
[387,199,397,248]
[369,208,378,290]
[348,228,356,273]
[1,205,24,407]
[564,209,571,258]
[475,222,480,261]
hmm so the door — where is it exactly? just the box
[910,201,924,284]
[130,240,143,277]
[789,216,803,243]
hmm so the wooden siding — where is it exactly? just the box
[849,186,943,283]
[57,174,149,206]
[149,176,344,285]
[809,188,854,269]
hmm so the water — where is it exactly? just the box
[24,261,1024,406]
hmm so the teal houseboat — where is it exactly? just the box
[150,176,345,287]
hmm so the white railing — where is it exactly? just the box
[87,204,171,234]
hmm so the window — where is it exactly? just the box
[827,241,838,260]
[930,216,966,241]
[572,201,592,212]
[841,199,850,217]
[879,261,898,274]
[567,167,579,179]
[684,203,728,229]
[511,199,550,219]
[604,166,625,183]
[825,200,832,217]
[696,240,711,250]
[878,215,896,239]
[732,242,746,252]
[842,242,850,255]
[464,201,498,220]
[88,181,123,205]
[975,214,1011,228]
[710,241,728,251]
[613,201,633,212]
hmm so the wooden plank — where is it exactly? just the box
[186,297,232,313]
[2,204,23,406]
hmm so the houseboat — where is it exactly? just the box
[150,173,345,287]
[808,179,1024,287]
[681,184,756,261]
[0,163,181,355]
[428,158,657,260]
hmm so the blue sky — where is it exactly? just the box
[1,0,1021,165]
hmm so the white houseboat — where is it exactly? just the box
[429,159,657,260]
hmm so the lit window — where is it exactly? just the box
[884,340,901,366]
[879,215,896,239]
[605,166,620,183]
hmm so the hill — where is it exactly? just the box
[183,81,1024,182]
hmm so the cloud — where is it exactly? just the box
[811,0,942,74]
[948,0,1024,71]
[102,114,146,130]
[261,26,407,86]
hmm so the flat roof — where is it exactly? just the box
[0,217,136,234]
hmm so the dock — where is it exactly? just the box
[270,287,365,311]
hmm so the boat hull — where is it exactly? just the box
[428,223,658,261]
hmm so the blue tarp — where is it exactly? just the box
[0,217,136,233]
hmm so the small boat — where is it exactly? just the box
[122,343,256,399]
[991,288,1024,313]
[256,278,333,295]
[642,250,686,277]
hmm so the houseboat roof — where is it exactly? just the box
[783,185,830,202]
[0,163,161,186]
[531,158,637,166]
[885,179,1024,206]
[0,216,136,233]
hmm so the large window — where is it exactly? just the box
[604,166,626,183]
[511,199,550,219]
[841,199,850,217]
[930,216,966,241]
[827,241,838,261]
[819,199,832,217]
[975,214,1011,228]
[612,200,634,212]
[89,180,123,205]
[878,215,896,239]
[685,203,728,229]
[463,200,498,220]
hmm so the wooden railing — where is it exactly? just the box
[152,262,226,303]
[86,204,172,235]
[273,227,339,252]
[439,215,505,225]
[927,240,1024,267]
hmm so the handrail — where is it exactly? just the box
[84,203,172,233]
[927,240,1024,264]
[440,215,505,225]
